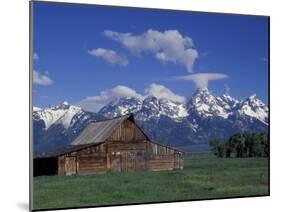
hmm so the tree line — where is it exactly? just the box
[210,132,269,158]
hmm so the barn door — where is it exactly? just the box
[122,151,145,172]
[111,154,121,172]
[65,156,77,175]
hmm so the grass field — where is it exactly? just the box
[33,155,269,210]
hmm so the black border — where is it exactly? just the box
[29,1,270,211]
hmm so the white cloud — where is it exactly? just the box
[33,52,39,61]
[88,48,128,66]
[33,70,53,85]
[77,84,185,112]
[77,85,142,112]
[145,83,185,102]
[104,29,198,72]
[174,73,228,89]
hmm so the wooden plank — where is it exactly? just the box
[64,156,77,175]
[58,156,65,176]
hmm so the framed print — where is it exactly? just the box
[30,1,269,211]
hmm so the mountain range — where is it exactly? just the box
[33,88,269,154]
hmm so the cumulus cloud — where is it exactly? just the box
[33,52,39,61]
[145,83,185,102]
[77,85,142,112]
[104,29,198,72]
[88,48,128,66]
[174,73,228,89]
[33,70,53,85]
[77,84,185,112]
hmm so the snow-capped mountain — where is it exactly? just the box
[33,101,103,154]
[100,95,188,122]
[99,88,268,123]
[99,97,143,119]
[234,94,268,124]
[98,88,268,147]
[33,101,83,129]
[186,88,229,119]
[33,89,268,154]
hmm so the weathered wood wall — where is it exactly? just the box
[107,119,147,142]
[147,155,175,171]
[58,144,107,175]
[146,142,184,171]
[57,119,184,175]
[76,145,107,174]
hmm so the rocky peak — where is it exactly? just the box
[236,94,268,123]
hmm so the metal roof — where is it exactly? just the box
[71,114,132,145]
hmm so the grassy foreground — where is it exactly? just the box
[33,155,269,210]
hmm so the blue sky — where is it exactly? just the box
[33,1,269,112]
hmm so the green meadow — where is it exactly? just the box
[33,155,269,210]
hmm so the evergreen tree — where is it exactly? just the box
[210,132,268,158]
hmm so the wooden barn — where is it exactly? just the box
[34,114,184,176]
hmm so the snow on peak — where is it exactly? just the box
[158,98,188,119]
[188,88,229,118]
[33,102,82,129]
[58,101,70,109]
[99,95,188,121]
[245,94,266,107]
[237,94,268,123]
[216,93,239,111]
[222,93,238,103]
[133,95,188,122]
[99,97,143,118]
[249,94,257,99]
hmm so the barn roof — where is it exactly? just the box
[150,140,185,154]
[71,114,133,146]
[34,143,101,158]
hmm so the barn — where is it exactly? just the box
[34,114,184,176]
